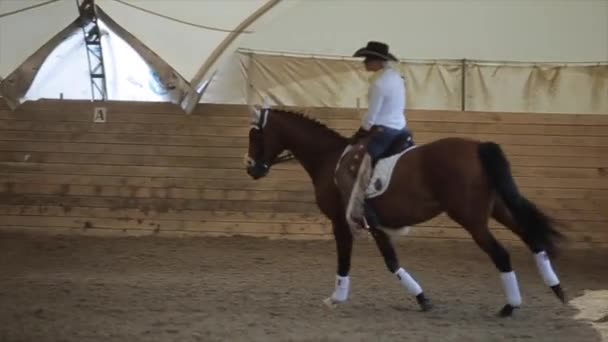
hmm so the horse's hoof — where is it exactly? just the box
[416,293,433,312]
[551,284,567,303]
[322,297,345,309]
[498,304,518,317]
[419,299,433,312]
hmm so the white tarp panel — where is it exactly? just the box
[205,50,608,115]
[465,61,608,115]
[243,51,463,110]
[197,0,608,113]
[0,0,78,78]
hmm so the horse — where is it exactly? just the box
[243,105,566,317]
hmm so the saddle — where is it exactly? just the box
[334,129,415,233]
[339,129,414,172]
[374,133,414,163]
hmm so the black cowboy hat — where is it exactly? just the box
[353,41,398,62]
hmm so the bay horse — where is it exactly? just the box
[243,105,566,317]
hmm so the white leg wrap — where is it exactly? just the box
[500,271,522,307]
[395,268,423,296]
[534,251,560,287]
[331,275,350,302]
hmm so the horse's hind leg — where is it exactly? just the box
[472,227,522,316]
[369,228,432,311]
[492,200,565,303]
[473,229,522,316]
[449,211,522,317]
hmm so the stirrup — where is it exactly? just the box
[363,200,380,229]
[347,209,372,232]
[363,217,371,231]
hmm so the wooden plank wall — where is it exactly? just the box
[0,100,606,247]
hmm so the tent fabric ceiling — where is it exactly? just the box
[2,0,606,79]
[0,0,606,113]
[0,0,195,108]
[0,0,79,77]
[95,0,268,81]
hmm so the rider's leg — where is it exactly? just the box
[366,126,404,164]
[346,125,406,229]
[360,126,404,228]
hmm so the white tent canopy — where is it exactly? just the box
[0,0,79,77]
[202,0,608,114]
[238,0,608,62]
[23,19,174,102]
[96,0,269,81]
[1,0,607,114]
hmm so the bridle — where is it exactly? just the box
[245,107,294,173]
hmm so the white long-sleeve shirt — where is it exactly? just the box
[361,66,407,131]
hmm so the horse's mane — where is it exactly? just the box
[271,108,348,143]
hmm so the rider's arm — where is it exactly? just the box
[362,82,385,130]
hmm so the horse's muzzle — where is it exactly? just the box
[244,153,269,179]
[246,164,269,180]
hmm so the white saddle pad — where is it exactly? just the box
[365,145,418,198]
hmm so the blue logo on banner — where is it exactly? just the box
[149,70,169,95]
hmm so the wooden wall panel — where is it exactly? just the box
[0,100,606,247]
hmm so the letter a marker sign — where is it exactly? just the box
[93,107,107,123]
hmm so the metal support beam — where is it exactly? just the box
[78,0,108,101]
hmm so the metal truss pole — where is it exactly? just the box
[77,0,108,101]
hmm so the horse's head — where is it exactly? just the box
[245,105,287,180]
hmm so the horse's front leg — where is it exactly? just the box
[324,219,353,307]
[370,228,433,311]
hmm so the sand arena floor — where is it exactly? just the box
[0,231,607,342]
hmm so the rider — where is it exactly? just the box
[347,41,410,229]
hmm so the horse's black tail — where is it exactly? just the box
[477,142,564,258]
